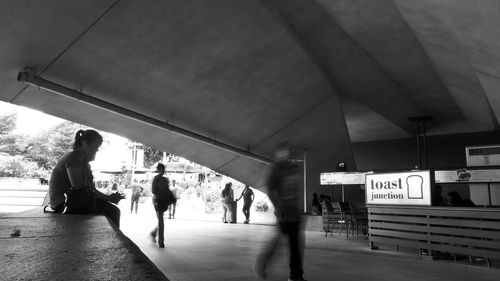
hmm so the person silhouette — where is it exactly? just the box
[236,185,255,224]
[47,129,121,227]
[254,142,307,281]
[149,163,171,248]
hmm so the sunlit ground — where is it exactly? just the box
[0,181,277,227]
[116,188,277,226]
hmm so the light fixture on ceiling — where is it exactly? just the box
[17,68,273,165]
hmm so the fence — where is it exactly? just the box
[368,205,500,267]
[0,178,48,213]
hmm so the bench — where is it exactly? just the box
[0,208,170,280]
[367,205,500,267]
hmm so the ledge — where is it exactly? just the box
[0,208,169,281]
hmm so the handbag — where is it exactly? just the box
[64,188,96,214]
[153,199,170,213]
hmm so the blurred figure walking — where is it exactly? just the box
[255,142,307,281]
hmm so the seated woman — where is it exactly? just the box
[47,129,121,227]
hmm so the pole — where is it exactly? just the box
[488,183,492,206]
[416,121,421,169]
[303,150,308,213]
[130,143,136,184]
[423,119,429,169]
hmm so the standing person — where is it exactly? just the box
[254,142,307,281]
[221,182,234,223]
[111,183,118,193]
[149,163,171,248]
[47,129,121,227]
[130,180,143,214]
[168,180,179,219]
[236,185,254,224]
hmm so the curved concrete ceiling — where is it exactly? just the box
[1,0,499,188]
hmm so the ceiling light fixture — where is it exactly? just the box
[17,68,272,165]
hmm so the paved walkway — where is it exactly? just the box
[0,210,169,281]
[119,203,500,281]
[3,198,499,281]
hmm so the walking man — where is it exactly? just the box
[255,142,307,281]
[150,163,172,248]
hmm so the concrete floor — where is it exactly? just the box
[119,202,500,281]
[3,197,499,281]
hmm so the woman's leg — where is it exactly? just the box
[171,200,176,218]
[95,199,121,228]
[134,198,139,214]
[222,203,228,222]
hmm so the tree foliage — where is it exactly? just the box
[0,112,17,134]
[0,111,177,179]
[0,112,26,156]
[23,122,84,170]
[0,155,45,178]
[143,145,168,168]
[0,119,85,176]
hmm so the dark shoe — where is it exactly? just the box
[159,243,165,248]
[288,278,308,281]
[244,220,249,224]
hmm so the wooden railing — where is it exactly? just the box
[0,186,48,213]
[367,205,500,266]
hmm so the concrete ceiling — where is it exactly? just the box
[1,0,499,188]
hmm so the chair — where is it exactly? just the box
[348,202,368,236]
[336,202,368,238]
[335,202,356,238]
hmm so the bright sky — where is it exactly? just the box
[0,101,132,170]
[0,101,64,135]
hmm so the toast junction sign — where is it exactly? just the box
[365,171,431,206]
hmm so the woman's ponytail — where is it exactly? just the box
[72,129,102,151]
[73,130,85,151]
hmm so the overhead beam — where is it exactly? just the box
[261,0,423,135]
[17,69,273,165]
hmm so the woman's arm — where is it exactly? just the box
[66,167,86,189]
[92,187,109,199]
[67,167,109,200]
